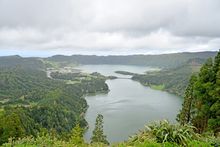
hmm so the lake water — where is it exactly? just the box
[77,65,183,143]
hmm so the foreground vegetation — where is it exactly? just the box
[2,120,219,147]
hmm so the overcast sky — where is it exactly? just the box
[0,0,219,56]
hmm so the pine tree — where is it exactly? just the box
[213,50,220,74]
[91,114,109,145]
[70,123,84,145]
[192,58,215,133]
[178,52,220,134]
[178,75,197,125]
[209,50,220,134]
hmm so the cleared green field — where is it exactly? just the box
[150,84,165,90]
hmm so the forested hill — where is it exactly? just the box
[0,55,45,70]
[47,51,217,68]
[132,58,203,97]
[0,56,109,145]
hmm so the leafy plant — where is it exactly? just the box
[128,120,199,146]
[148,120,198,146]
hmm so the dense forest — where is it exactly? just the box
[0,51,219,146]
[0,57,108,145]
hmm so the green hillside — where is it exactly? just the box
[0,57,108,145]
[132,58,204,97]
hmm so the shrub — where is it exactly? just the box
[148,120,198,146]
[128,120,199,146]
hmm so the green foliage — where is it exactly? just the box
[70,123,84,145]
[2,134,69,147]
[0,111,25,144]
[2,121,219,147]
[117,120,215,147]
[1,133,107,147]
[91,114,109,145]
[0,55,45,70]
[50,71,108,94]
[147,120,197,146]
[150,84,165,90]
[132,59,202,97]
[178,51,220,134]
[178,75,197,125]
[187,140,212,147]
[116,140,178,147]
[0,57,109,145]
[0,53,219,146]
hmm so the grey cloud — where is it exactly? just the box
[0,0,219,55]
[0,0,93,29]
[169,0,220,37]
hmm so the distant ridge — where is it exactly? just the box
[0,51,217,68]
[51,51,217,57]
[47,51,218,68]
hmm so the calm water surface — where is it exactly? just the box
[77,65,183,143]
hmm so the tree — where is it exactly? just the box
[178,75,197,125]
[178,51,220,134]
[70,123,84,145]
[0,112,25,145]
[193,58,216,133]
[209,51,220,134]
[91,114,109,145]
[213,49,220,74]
